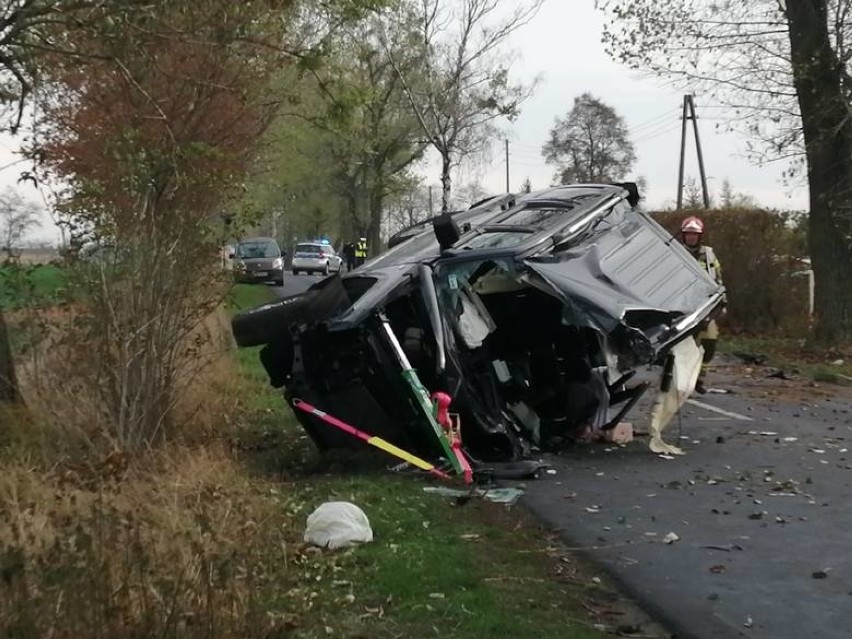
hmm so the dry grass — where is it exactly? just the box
[0,444,314,639]
[9,303,240,460]
[0,291,330,638]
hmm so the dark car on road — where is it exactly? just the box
[232,184,725,475]
[233,237,285,286]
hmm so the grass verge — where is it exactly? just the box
[719,333,852,386]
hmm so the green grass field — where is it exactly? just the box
[0,264,65,309]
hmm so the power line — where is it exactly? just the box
[633,123,681,144]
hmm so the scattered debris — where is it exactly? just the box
[812,570,829,579]
[732,351,767,365]
[709,564,727,574]
[766,369,794,380]
[663,532,680,544]
[744,616,754,628]
[422,486,524,505]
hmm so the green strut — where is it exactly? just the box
[380,317,461,474]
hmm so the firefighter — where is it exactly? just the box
[355,236,368,266]
[680,215,725,394]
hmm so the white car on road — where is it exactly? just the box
[291,242,343,276]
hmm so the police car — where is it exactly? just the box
[291,239,343,276]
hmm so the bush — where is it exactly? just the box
[653,207,810,335]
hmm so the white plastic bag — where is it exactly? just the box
[303,501,373,549]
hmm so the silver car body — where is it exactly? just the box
[291,243,343,275]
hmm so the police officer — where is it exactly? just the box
[355,236,368,266]
[680,215,725,394]
[342,242,356,271]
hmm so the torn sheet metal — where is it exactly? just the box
[648,337,703,455]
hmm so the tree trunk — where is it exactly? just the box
[0,308,20,403]
[368,185,384,254]
[440,151,452,213]
[786,0,852,343]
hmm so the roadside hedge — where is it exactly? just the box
[652,207,810,336]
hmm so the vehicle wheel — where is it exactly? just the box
[292,269,299,275]
[322,263,329,276]
[277,275,285,286]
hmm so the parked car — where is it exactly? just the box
[232,237,285,285]
[291,242,343,275]
[232,184,725,476]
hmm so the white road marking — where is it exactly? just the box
[686,398,754,422]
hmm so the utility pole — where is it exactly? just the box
[676,94,711,209]
[505,139,510,193]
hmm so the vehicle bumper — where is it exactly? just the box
[292,259,328,272]
[233,268,284,283]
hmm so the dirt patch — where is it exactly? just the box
[709,355,852,404]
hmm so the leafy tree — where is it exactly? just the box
[389,0,542,212]
[520,176,532,193]
[596,0,852,342]
[0,187,40,259]
[384,174,431,238]
[247,5,427,251]
[542,92,635,185]
[24,0,295,449]
[719,178,757,210]
[683,177,708,209]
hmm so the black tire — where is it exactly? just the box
[292,269,299,275]
[322,263,329,276]
[231,275,349,347]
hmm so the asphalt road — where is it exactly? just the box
[265,275,852,638]
[269,270,326,298]
[522,363,852,639]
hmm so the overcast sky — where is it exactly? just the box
[463,0,809,212]
[1,0,809,245]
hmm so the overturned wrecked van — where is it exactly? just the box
[232,184,725,477]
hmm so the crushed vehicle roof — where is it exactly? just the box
[233,183,725,479]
